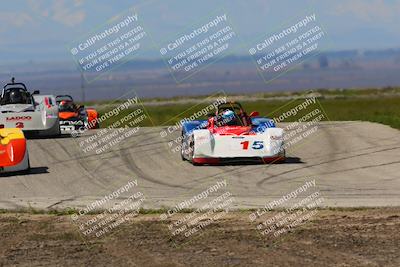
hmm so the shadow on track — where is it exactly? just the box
[25,134,71,140]
[194,157,304,166]
[0,167,49,177]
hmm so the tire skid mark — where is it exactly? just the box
[90,131,155,175]
[30,139,76,192]
[46,197,76,209]
[49,136,162,165]
[54,139,109,190]
[256,145,400,187]
[267,160,400,186]
[118,145,189,189]
[303,140,400,161]
[33,139,64,164]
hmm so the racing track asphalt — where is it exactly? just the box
[0,121,399,210]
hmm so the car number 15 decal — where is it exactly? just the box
[240,140,264,150]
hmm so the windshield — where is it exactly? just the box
[215,103,251,127]
[216,108,244,127]
[59,101,76,112]
[0,88,32,105]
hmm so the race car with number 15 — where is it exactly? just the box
[181,102,285,165]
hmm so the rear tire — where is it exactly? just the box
[188,135,195,164]
[22,156,31,174]
[180,144,186,161]
[278,149,286,163]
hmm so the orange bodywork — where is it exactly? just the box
[86,108,99,129]
[59,111,79,120]
[0,129,26,167]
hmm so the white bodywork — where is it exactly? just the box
[0,95,60,136]
[192,128,285,159]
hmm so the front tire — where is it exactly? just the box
[180,144,186,161]
[180,131,187,161]
[188,135,197,165]
[278,148,286,163]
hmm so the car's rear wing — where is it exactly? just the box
[3,78,27,91]
[55,95,74,103]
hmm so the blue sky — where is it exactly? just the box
[0,0,399,63]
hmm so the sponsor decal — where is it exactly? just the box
[270,135,283,140]
[46,115,58,119]
[60,120,84,125]
[195,136,208,141]
[6,116,32,121]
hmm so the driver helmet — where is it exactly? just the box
[59,100,74,111]
[9,90,23,103]
[221,109,235,122]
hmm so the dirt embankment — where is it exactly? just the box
[0,208,399,267]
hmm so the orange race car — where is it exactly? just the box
[0,128,30,173]
[56,95,99,134]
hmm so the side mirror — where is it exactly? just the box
[249,111,260,117]
[32,90,40,95]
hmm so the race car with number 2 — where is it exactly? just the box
[0,78,60,137]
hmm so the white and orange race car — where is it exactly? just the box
[0,128,30,173]
[0,78,60,137]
